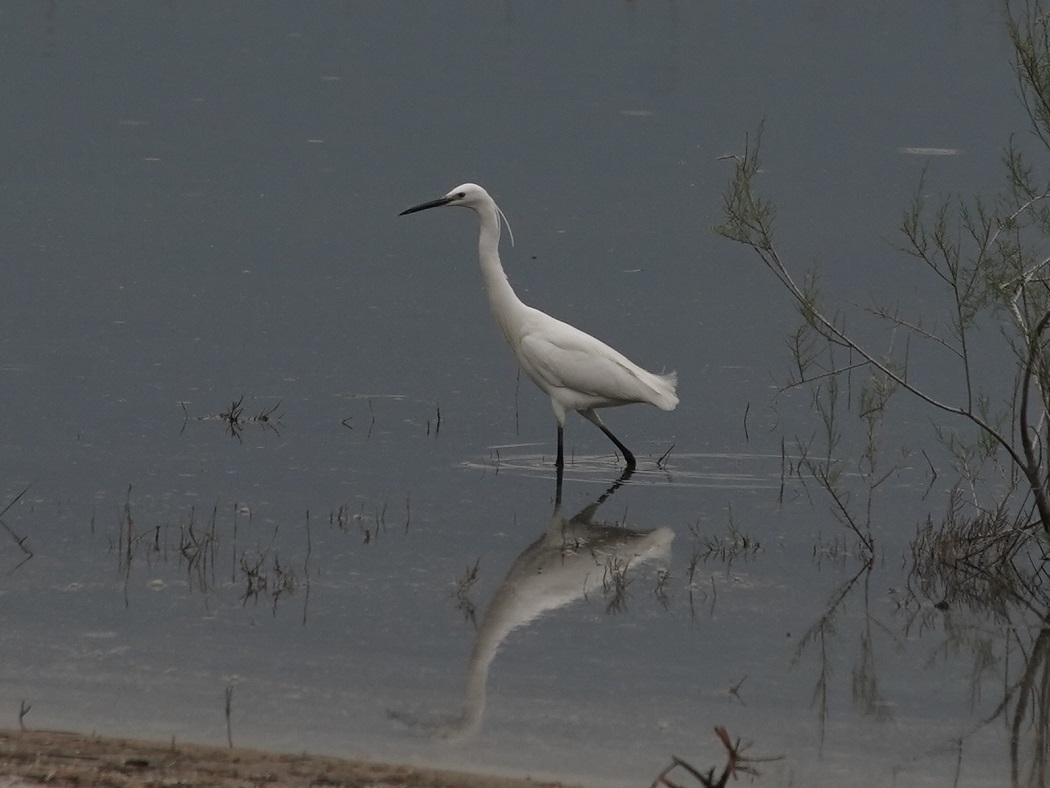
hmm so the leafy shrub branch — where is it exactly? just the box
[715,2,1050,542]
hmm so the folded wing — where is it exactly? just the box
[517,316,678,412]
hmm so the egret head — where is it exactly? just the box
[399,183,490,215]
[400,183,514,245]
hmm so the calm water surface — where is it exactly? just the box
[0,3,1030,786]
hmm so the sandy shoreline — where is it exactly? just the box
[0,728,576,787]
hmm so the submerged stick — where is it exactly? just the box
[224,685,234,749]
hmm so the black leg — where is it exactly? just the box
[578,409,636,469]
[556,425,564,468]
[598,423,636,469]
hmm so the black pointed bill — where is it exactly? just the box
[399,195,455,216]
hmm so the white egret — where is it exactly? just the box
[399,183,678,469]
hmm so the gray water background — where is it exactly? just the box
[0,3,1026,786]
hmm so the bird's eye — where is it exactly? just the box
[455,192,466,200]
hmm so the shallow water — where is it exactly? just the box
[0,2,1035,786]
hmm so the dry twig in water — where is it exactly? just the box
[650,726,781,788]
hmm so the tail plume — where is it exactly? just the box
[653,371,678,411]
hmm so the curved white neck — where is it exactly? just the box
[476,202,526,341]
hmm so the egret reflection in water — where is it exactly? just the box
[394,469,673,740]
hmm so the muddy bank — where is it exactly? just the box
[0,728,574,787]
